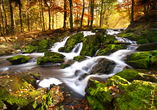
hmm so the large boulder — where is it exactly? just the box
[6,55,31,65]
[0,72,64,110]
[81,34,104,56]
[126,51,150,69]
[136,42,157,51]
[90,58,116,74]
[85,74,157,110]
[126,50,157,69]
[64,32,84,52]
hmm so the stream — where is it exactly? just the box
[0,29,138,96]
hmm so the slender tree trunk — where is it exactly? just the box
[63,0,67,28]
[19,4,23,32]
[0,1,4,35]
[69,0,73,31]
[48,5,51,30]
[131,0,134,26]
[2,0,8,34]
[56,14,57,29]
[90,0,94,29]
[27,0,30,31]
[41,0,45,31]
[87,5,90,27]
[80,0,85,28]
[100,0,103,28]
[9,0,14,34]
[52,11,54,29]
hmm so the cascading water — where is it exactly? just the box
[0,30,138,96]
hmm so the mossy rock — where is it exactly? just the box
[60,64,70,68]
[136,42,157,51]
[73,55,87,62]
[114,80,157,110]
[58,47,65,52]
[38,38,49,52]
[126,51,150,69]
[6,55,31,65]
[116,69,157,82]
[81,34,104,56]
[104,35,118,44]
[97,44,125,56]
[90,58,116,74]
[0,74,64,110]
[85,79,113,110]
[64,33,84,52]
[107,75,129,90]
[116,69,141,82]
[44,52,65,58]
[24,45,38,53]
[37,56,64,65]
[137,39,149,44]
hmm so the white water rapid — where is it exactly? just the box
[0,30,138,96]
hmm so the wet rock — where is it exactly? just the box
[73,55,87,62]
[90,58,116,74]
[126,50,157,69]
[6,55,31,65]
[37,52,65,65]
[81,34,104,56]
[97,44,125,56]
[126,51,150,69]
[58,47,65,52]
[136,41,157,51]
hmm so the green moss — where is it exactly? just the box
[126,52,150,69]
[37,56,64,65]
[116,69,141,82]
[24,45,38,53]
[74,56,86,62]
[44,52,65,58]
[107,75,129,89]
[137,39,149,44]
[97,44,125,56]
[64,33,84,52]
[6,55,31,65]
[115,80,157,110]
[81,34,104,56]
[38,39,49,52]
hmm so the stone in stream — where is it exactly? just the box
[90,58,116,74]
[6,55,31,65]
[136,41,157,51]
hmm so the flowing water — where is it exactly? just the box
[0,30,138,96]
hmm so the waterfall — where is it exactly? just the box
[0,30,139,96]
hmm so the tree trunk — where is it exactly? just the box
[52,11,54,29]
[0,0,4,35]
[48,5,51,30]
[69,0,73,31]
[27,0,30,31]
[100,0,103,28]
[63,0,67,28]
[2,0,8,34]
[41,0,45,31]
[80,0,85,29]
[9,0,14,34]
[87,3,90,27]
[19,4,23,32]
[131,0,134,26]
[90,0,94,29]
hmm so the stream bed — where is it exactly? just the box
[0,29,138,97]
